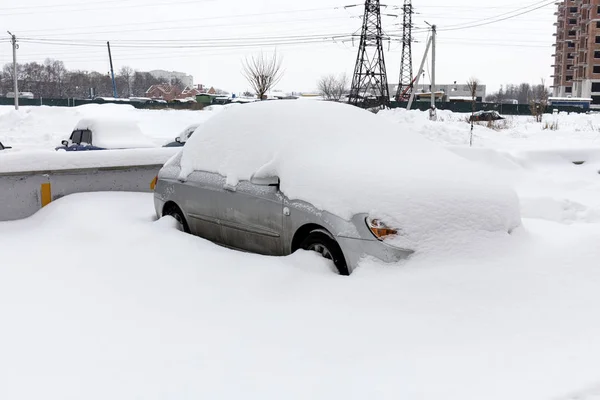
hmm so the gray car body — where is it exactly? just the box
[153,153,413,273]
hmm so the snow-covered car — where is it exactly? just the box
[0,141,11,151]
[153,101,521,275]
[163,123,201,148]
[56,118,156,151]
[470,110,504,122]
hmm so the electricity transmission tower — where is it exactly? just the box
[348,0,390,109]
[395,0,414,101]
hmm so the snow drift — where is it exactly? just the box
[179,101,521,248]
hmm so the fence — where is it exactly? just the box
[0,96,589,115]
[0,97,205,110]
[389,101,587,115]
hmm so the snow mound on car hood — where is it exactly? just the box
[180,101,521,248]
[74,118,155,149]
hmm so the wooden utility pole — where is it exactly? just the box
[8,31,18,110]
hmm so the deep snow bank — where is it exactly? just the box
[0,148,179,173]
[2,193,600,400]
[180,101,521,248]
[0,104,214,150]
[379,107,600,149]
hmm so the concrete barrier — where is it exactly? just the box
[0,165,161,221]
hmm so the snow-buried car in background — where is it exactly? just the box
[153,101,522,274]
[56,118,155,151]
[469,110,504,122]
[163,123,201,148]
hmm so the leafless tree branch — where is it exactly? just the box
[318,73,349,101]
[242,51,284,100]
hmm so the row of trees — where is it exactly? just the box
[0,58,185,99]
[485,81,551,105]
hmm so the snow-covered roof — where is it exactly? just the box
[73,118,155,149]
[95,97,131,102]
[179,101,521,247]
[548,97,592,102]
[448,96,474,101]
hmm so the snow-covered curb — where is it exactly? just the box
[0,148,180,174]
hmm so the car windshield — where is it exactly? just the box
[80,129,92,144]
[68,129,92,145]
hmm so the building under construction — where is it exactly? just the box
[552,0,600,103]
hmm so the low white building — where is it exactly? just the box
[148,70,193,88]
[390,83,486,102]
[6,92,34,99]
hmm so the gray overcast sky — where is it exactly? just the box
[0,0,556,94]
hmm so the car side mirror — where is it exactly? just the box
[175,137,181,143]
[250,175,280,187]
[4,146,11,149]
[61,140,69,147]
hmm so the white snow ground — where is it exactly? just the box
[1,104,600,399]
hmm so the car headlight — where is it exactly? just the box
[366,218,398,240]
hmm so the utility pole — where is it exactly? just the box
[430,24,437,119]
[7,31,18,110]
[348,0,391,109]
[107,41,118,98]
[395,0,414,102]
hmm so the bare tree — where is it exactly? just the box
[131,71,161,97]
[467,77,479,147]
[242,51,284,100]
[318,73,349,101]
[118,66,134,97]
[530,78,549,123]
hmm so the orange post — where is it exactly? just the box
[40,183,52,207]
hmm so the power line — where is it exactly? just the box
[13,40,353,65]
[0,0,216,16]
[0,0,139,12]
[18,34,354,50]
[435,0,556,32]
[25,16,353,39]
[18,6,345,35]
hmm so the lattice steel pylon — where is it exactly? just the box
[395,0,414,101]
[348,0,390,109]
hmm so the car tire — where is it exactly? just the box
[163,204,190,233]
[299,230,349,276]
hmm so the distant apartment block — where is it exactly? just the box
[148,70,194,88]
[552,0,600,104]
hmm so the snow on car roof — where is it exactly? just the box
[74,118,155,149]
[179,101,521,249]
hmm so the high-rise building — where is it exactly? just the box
[552,0,600,104]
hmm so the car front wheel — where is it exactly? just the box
[299,230,349,276]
